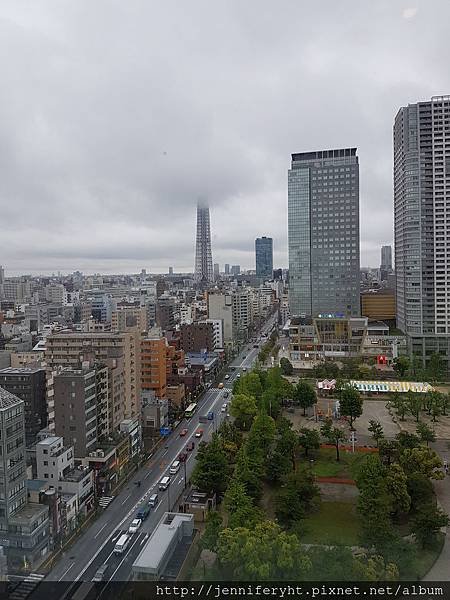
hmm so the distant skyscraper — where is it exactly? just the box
[194,201,214,283]
[224,264,230,275]
[168,266,173,275]
[394,95,450,371]
[380,245,392,271]
[231,265,241,276]
[288,148,360,317]
[255,237,273,278]
[213,263,220,279]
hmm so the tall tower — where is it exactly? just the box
[194,201,214,283]
[255,236,273,278]
[394,95,450,372]
[288,148,360,317]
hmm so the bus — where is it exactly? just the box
[184,403,198,418]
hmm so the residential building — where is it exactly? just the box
[255,236,273,278]
[224,264,230,276]
[0,367,47,447]
[394,95,450,371]
[213,263,220,280]
[231,265,240,276]
[111,302,148,332]
[207,291,234,347]
[44,284,68,305]
[141,335,167,399]
[203,319,223,350]
[0,387,50,571]
[180,323,214,353]
[288,148,360,318]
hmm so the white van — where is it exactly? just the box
[169,460,180,475]
[114,533,130,554]
[159,475,171,490]
[148,493,159,507]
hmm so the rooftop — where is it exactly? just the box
[0,386,23,410]
[0,366,45,375]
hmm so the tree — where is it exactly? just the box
[201,511,223,552]
[339,384,363,429]
[426,352,446,382]
[247,413,276,458]
[223,479,261,529]
[298,427,320,457]
[275,468,320,528]
[367,419,384,447]
[234,445,264,500]
[241,372,264,402]
[293,380,317,416]
[230,393,258,430]
[393,355,410,378]
[191,436,230,495]
[378,439,399,466]
[389,392,408,421]
[217,521,311,580]
[412,504,449,548]
[416,421,436,447]
[399,447,444,480]
[280,357,293,376]
[277,423,299,471]
[440,393,450,416]
[396,430,420,449]
[407,473,434,511]
[267,449,292,484]
[385,464,411,515]
[320,419,347,462]
[406,392,422,422]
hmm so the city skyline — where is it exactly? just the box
[2,2,449,274]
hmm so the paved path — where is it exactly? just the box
[424,444,450,581]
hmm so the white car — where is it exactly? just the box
[128,518,142,534]
[224,374,230,380]
[221,403,227,413]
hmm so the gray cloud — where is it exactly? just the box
[1,0,449,275]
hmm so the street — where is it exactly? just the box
[40,314,277,592]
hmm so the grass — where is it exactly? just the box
[301,501,361,546]
[303,448,368,480]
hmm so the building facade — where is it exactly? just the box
[394,95,450,371]
[194,202,214,283]
[255,236,273,278]
[288,148,360,318]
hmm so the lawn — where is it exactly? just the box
[301,501,360,546]
[301,448,368,479]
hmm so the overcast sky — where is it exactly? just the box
[1,1,449,276]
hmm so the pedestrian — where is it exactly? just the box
[444,459,448,475]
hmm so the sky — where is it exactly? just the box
[1,1,450,276]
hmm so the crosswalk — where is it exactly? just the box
[8,573,44,600]
[98,495,115,508]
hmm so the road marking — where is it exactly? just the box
[140,534,149,545]
[178,476,183,483]
[121,493,131,505]
[144,470,152,478]
[94,522,108,539]
[58,563,74,581]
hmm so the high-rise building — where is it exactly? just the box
[231,265,241,276]
[0,387,50,570]
[194,201,214,283]
[224,264,230,276]
[255,237,273,278]
[168,267,173,275]
[0,367,47,447]
[141,335,167,399]
[380,245,392,271]
[394,95,450,371]
[288,148,360,317]
[213,263,220,279]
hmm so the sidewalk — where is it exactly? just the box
[423,447,450,581]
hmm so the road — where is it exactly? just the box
[41,314,278,593]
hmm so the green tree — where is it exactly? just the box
[275,468,320,528]
[412,504,449,548]
[320,419,347,462]
[392,355,410,378]
[356,455,396,550]
[293,380,317,416]
[298,427,320,457]
[277,423,299,471]
[367,419,384,447]
[379,439,399,466]
[234,445,264,500]
[396,430,421,449]
[280,357,293,376]
[406,392,422,422]
[201,511,223,552]
[399,447,444,480]
[339,384,363,429]
[385,464,411,515]
[426,352,446,382]
[191,436,230,495]
[416,421,436,447]
[352,554,399,582]
[242,372,264,401]
[266,449,292,484]
[247,413,276,458]
[223,479,261,529]
[390,392,408,421]
[217,521,311,580]
[440,393,450,416]
[407,473,434,511]
[230,393,258,430]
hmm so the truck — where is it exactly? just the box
[136,504,151,521]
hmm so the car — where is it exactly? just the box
[158,476,171,490]
[221,403,227,413]
[93,564,109,582]
[236,373,241,378]
[179,428,188,437]
[242,354,247,359]
[195,429,203,438]
[148,493,159,507]
[128,518,142,534]
[114,533,131,554]
[218,383,224,389]
[242,367,247,372]
[186,441,195,451]
[178,452,187,462]
[224,374,230,380]
[223,391,229,398]
[136,504,150,521]
[253,344,258,348]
